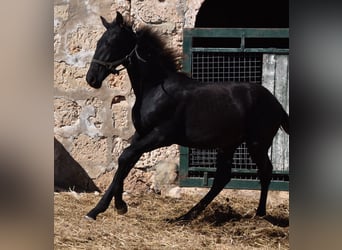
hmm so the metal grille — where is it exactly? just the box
[188,52,262,179]
[192,52,262,84]
[189,148,217,168]
[232,142,257,169]
[180,28,289,190]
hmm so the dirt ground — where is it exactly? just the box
[54,185,289,249]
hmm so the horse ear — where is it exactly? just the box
[116,11,124,26]
[100,16,111,29]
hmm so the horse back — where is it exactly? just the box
[180,81,284,148]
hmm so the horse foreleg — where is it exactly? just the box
[172,152,233,222]
[86,129,168,220]
[112,145,143,214]
[85,144,142,220]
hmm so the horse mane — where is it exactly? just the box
[135,26,180,71]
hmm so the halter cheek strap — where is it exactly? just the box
[91,58,126,75]
[90,45,146,75]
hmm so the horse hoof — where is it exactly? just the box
[84,215,96,221]
[116,203,128,215]
[166,215,192,224]
[85,210,97,220]
[256,210,266,217]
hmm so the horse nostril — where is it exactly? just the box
[86,74,96,84]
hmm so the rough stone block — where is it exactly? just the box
[70,134,109,178]
[151,160,178,194]
[54,98,81,128]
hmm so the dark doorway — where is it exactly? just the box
[195,0,289,28]
[194,0,289,49]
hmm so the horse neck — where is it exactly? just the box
[125,58,166,100]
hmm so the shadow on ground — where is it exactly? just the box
[54,137,100,193]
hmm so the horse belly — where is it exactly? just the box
[183,106,245,148]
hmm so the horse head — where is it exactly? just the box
[86,12,136,88]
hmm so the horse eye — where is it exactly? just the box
[105,38,116,47]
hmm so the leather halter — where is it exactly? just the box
[90,45,147,75]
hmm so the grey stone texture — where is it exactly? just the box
[54,0,205,184]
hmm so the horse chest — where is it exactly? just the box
[131,100,165,135]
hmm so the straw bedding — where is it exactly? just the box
[54,187,288,249]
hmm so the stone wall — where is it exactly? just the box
[54,0,205,179]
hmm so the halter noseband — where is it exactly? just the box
[90,45,146,75]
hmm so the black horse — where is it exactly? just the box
[85,12,289,221]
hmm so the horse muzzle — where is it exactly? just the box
[86,73,102,89]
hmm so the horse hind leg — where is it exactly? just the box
[172,150,233,222]
[247,141,273,216]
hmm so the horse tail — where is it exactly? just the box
[280,108,289,134]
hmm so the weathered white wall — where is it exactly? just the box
[54,0,205,179]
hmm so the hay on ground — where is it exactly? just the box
[54,189,289,249]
